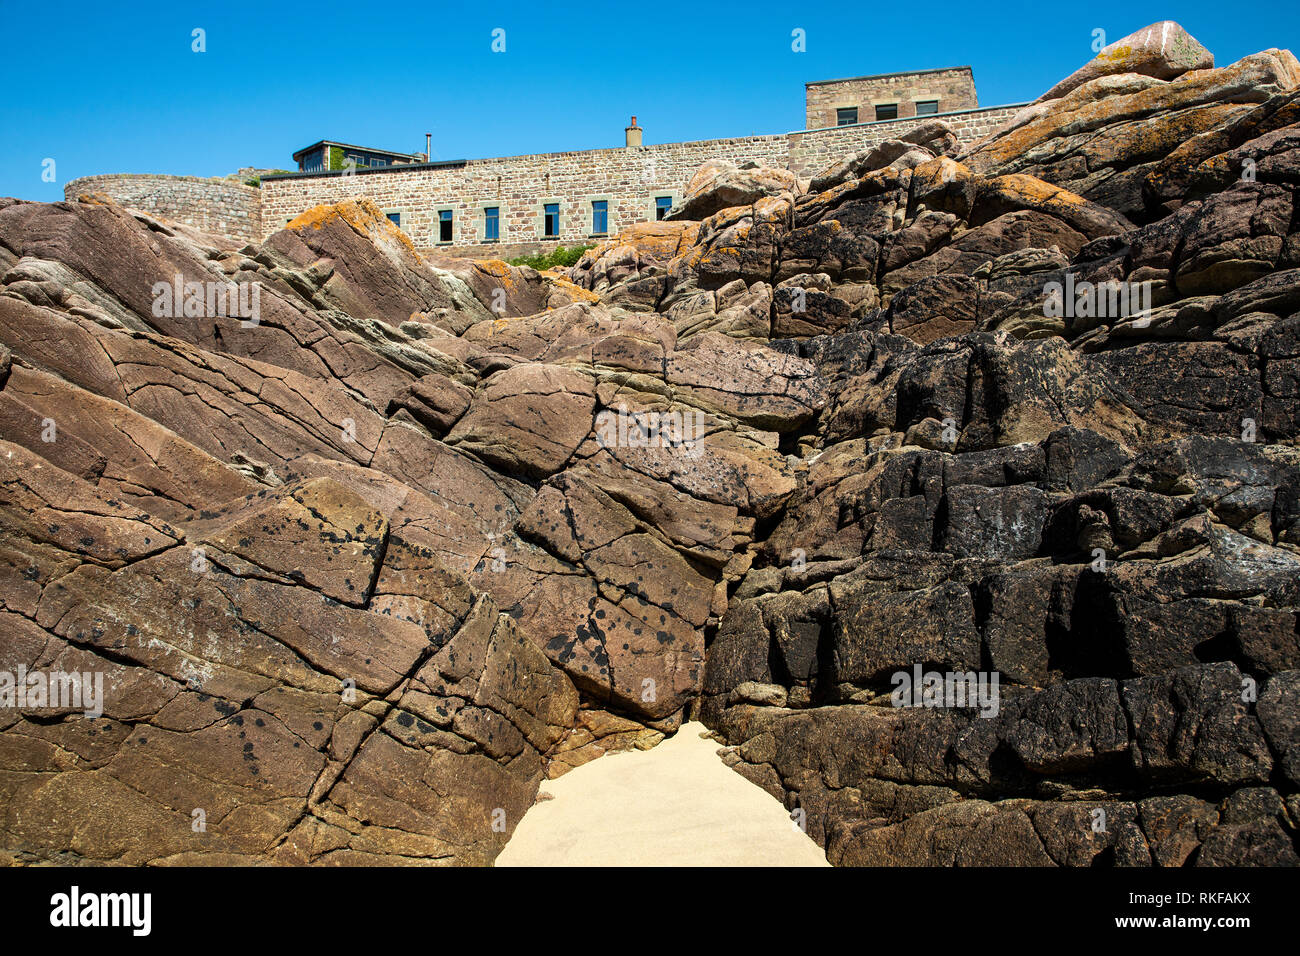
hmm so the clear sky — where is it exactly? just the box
[3,0,1298,201]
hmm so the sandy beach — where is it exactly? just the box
[496,722,830,867]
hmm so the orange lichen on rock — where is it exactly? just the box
[984,174,1088,209]
[1036,21,1216,102]
[1097,45,1135,65]
[287,198,421,257]
[578,221,702,271]
[544,273,601,304]
[470,258,518,291]
[966,51,1298,175]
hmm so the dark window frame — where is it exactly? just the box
[915,100,939,115]
[875,103,899,121]
[543,202,560,238]
[438,209,454,244]
[836,107,858,126]
[654,196,673,221]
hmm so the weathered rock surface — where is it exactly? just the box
[1038,21,1215,103]
[669,160,801,221]
[1,21,1298,866]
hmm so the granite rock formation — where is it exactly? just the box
[1,22,1298,866]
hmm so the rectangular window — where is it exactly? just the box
[591,200,608,235]
[484,206,499,241]
[544,202,560,238]
[386,212,401,227]
[916,100,939,115]
[439,209,453,243]
[655,196,673,220]
[875,104,898,121]
[836,107,858,126]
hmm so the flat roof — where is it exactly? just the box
[263,158,468,182]
[291,139,422,162]
[263,130,790,182]
[806,65,973,88]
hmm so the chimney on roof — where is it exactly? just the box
[425,133,432,163]
[625,115,642,148]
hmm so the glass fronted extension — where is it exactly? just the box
[293,140,424,173]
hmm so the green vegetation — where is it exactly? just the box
[243,170,293,188]
[506,244,595,271]
[327,147,365,172]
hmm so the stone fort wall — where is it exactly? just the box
[786,104,1022,179]
[261,134,789,257]
[805,66,979,128]
[260,103,1025,257]
[62,174,262,245]
[62,104,1026,258]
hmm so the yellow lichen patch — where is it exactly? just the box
[604,221,697,261]
[287,198,421,257]
[471,259,517,291]
[75,192,116,206]
[287,198,374,232]
[1195,154,1236,179]
[1097,44,1136,65]
[986,173,1089,210]
[700,247,743,270]
[700,205,752,231]
[679,246,709,270]
[475,259,513,277]
[544,273,601,304]
[675,222,702,255]
[753,196,792,221]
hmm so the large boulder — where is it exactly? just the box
[669,160,800,220]
[1037,21,1215,103]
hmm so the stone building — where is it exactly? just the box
[293,140,427,173]
[804,66,978,128]
[67,67,1023,258]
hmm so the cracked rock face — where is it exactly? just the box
[2,20,1300,866]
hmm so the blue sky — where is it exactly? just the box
[3,0,1297,201]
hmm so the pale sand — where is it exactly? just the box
[496,721,830,866]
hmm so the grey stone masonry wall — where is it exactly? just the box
[261,135,791,251]
[805,67,979,128]
[63,174,262,245]
[787,103,1026,176]
[259,102,1028,256]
